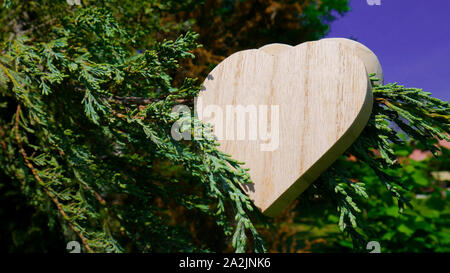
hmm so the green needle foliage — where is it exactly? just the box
[0,2,265,253]
[314,76,449,249]
[0,1,448,252]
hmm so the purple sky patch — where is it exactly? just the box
[326,0,450,101]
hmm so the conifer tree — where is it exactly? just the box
[0,0,448,252]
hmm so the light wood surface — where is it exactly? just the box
[258,43,293,56]
[197,39,377,217]
[260,38,383,84]
[320,38,384,84]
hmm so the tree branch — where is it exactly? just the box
[110,95,192,105]
[14,105,94,253]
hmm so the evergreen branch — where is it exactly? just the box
[1,2,447,253]
[0,122,7,152]
[110,102,266,252]
[110,96,191,105]
[316,75,449,249]
[14,105,94,253]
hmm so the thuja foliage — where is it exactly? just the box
[0,1,448,252]
[262,143,449,253]
[313,76,449,248]
[0,3,266,252]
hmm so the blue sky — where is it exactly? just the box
[326,0,450,101]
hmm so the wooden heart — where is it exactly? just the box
[197,39,381,217]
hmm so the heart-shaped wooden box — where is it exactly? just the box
[197,38,383,216]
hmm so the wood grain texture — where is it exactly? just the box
[197,39,376,217]
[258,43,293,56]
[260,38,383,84]
[320,38,384,84]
